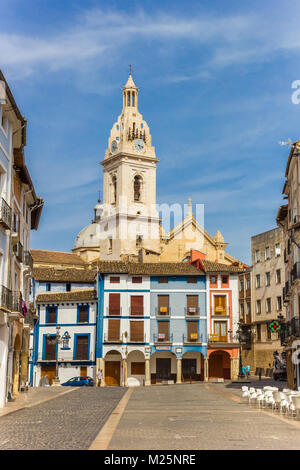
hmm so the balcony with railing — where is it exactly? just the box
[183,333,205,344]
[11,291,23,314]
[106,306,122,316]
[153,333,173,344]
[0,198,12,230]
[208,333,234,344]
[155,306,171,317]
[0,285,12,311]
[211,307,230,317]
[24,251,34,270]
[128,334,147,343]
[103,333,123,343]
[185,306,200,317]
[13,242,23,263]
[37,352,94,362]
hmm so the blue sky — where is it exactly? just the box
[1,0,300,264]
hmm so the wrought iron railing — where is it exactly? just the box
[0,198,12,229]
[153,333,173,343]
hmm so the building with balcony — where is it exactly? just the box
[0,71,43,408]
[30,250,97,385]
[250,227,285,374]
[276,140,300,389]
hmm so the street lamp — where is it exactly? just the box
[235,319,252,380]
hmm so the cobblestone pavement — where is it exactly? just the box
[108,383,300,450]
[0,387,126,450]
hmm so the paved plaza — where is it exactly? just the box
[1,382,300,450]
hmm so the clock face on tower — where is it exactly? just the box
[111,140,118,153]
[134,139,144,152]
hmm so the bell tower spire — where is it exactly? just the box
[123,67,138,110]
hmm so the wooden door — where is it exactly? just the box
[41,366,56,385]
[80,366,87,377]
[209,354,223,378]
[156,358,171,380]
[105,361,120,386]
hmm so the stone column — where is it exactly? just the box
[230,357,239,380]
[122,358,127,387]
[176,358,182,384]
[145,358,151,386]
[204,358,209,382]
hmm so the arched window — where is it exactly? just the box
[134,175,142,202]
[112,175,117,203]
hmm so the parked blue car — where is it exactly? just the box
[61,376,94,387]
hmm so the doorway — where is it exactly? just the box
[105,361,120,386]
[156,358,171,381]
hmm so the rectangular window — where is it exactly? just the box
[46,306,57,324]
[158,321,169,341]
[275,243,281,257]
[110,276,120,283]
[276,269,281,284]
[109,293,120,315]
[266,298,271,313]
[255,250,261,263]
[186,295,198,315]
[158,277,168,284]
[66,283,71,292]
[187,321,198,341]
[256,300,261,314]
[130,296,144,316]
[130,321,144,342]
[267,324,272,340]
[214,321,227,342]
[187,277,197,284]
[44,336,56,360]
[132,277,142,284]
[46,283,51,292]
[257,324,261,341]
[240,279,244,292]
[78,305,88,323]
[75,335,89,360]
[246,278,250,290]
[221,275,229,288]
[158,295,169,315]
[266,272,271,286]
[256,274,260,288]
[108,319,120,341]
[131,362,145,375]
[265,246,270,260]
[214,295,227,315]
[277,296,282,311]
[210,275,217,287]
[240,303,244,317]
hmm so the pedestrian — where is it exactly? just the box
[97,369,103,387]
[246,365,250,379]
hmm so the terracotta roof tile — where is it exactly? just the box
[33,267,96,283]
[96,261,204,275]
[36,289,97,303]
[202,260,246,273]
[31,250,87,266]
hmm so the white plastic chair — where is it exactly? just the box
[264,390,275,408]
[248,390,258,405]
[291,396,300,419]
[241,386,249,401]
[272,391,283,412]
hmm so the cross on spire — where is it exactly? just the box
[129,64,134,75]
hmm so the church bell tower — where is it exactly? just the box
[99,72,161,260]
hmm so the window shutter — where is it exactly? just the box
[78,305,88,323]
[158,321,169,340]
[187,295,198,313]
[76,335,89,360]
[158,295,169,314]
[130,321,144,341]
[45,337,56,360]
[109,293,120,315]
[108,319,120,341]
[130,296,144,316]
[47,307,57,324]
[187,321,198,340]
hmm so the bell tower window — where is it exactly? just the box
[134,175,142,202]
[112,175,117,204]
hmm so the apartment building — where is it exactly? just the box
[250,227,285,372]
